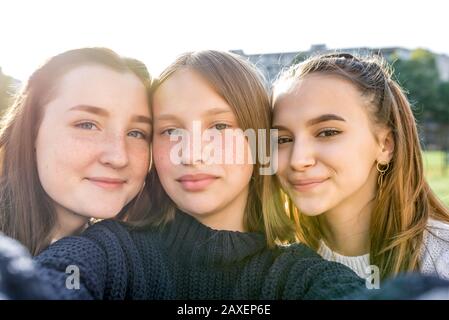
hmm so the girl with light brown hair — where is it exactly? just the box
[272,52,449,281]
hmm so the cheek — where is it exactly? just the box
[220,132,254,165]
[276,147,291,177]
[35,127,96,202]
[152,140,176,179]
[36,126,73,176]
[320,135,377,186]
[222,137,253,184]
[128,143,150,177]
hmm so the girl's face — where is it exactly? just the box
[273,74,392,216]
[152,68,253,229]
[35,65,151,225]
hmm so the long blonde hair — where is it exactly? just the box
[127,50,297,247]
[273,53,449,278]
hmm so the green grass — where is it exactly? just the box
[423,151,449,207]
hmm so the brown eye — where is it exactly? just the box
[278,136,293,144]
[317,129,341,138]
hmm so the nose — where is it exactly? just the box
[289,137,316,172]
[99,133,129,169]
[180,133,207,166]
[179,124,215,166]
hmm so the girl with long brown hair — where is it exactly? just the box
[0,47,153,255]
[272,52,449,281]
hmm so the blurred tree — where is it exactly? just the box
[390,49,441,123]
[0,67,14,116]
[438,81,449,123]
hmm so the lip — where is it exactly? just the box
[176,174,219,192]
[288,177,329,192]
[86,177,127,190]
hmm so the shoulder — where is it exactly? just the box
[421,218,449,279]
[275,242,322,258]
[34,222,126,299]
[37,220,131,264]
[34,219,172,299]
[261,243,364,299]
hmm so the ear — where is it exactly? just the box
[377,129,395,163]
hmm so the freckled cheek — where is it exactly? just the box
[128,144,151,178]
[36,138,97,189]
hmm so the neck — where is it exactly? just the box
[189,186,249,232]
[51,205,89,243]
[321,168,378,257]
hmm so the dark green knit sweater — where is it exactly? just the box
[34,210,365,299]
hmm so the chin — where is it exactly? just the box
[87,204,125,219]
[177,202,218,217]
[294,201,328,217]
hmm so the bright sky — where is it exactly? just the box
[0,0,448,81]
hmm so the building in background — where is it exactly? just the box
[232,44,449,83]
[232,45,449,150]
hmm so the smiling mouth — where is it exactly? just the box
[86,177,127,190]
[289,178,329,192]
[176,174,219,192]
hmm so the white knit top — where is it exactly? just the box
[318,218,449,280]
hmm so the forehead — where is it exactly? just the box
[152,68,233,117]
[58,65,143,97]
[45,65,148,114]
[273,74,370,125]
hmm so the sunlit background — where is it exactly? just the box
[0,0,448,204]
[0,0,448,80]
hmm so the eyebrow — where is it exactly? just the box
[69,105,108,117]
[155,107,233,121]
[204,107,233,116]
[306,114,346,126]
[69,104,151,125]
[271,124,290,131]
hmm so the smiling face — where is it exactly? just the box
[152,68,254,231]
[35,65,151,231]
[273,73,391,217]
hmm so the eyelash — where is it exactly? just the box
[277,128,342,144]
[316,128,342,138]
[75,121,148,140]
[211,123,231,131]
[127,130,148,140]
[75,121,99,130]
[161,123,232,136]
[161,128,179,136]
[277,136,293,145]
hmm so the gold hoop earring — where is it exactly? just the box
[376,162,390,192]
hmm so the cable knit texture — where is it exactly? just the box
[421,218,449,279]
[34,210,365,299]
[318,218,449,280]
